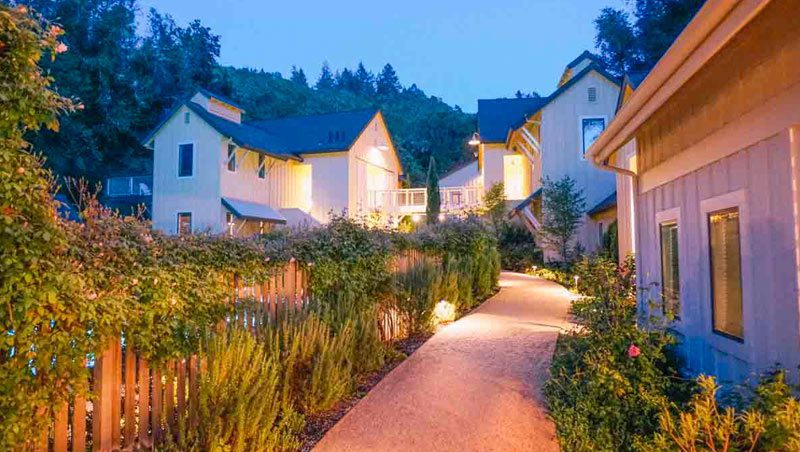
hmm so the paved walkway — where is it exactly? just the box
[314,272,574,452]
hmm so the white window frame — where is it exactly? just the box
[226,143,238,173]
[699,189,751,355]
[177,141,195,179]
[655,207,683,322]
[578,115,607,161]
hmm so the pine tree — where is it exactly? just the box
[425,156,441,225]
[336,67,358,92]
[376,63,401,96]
[354,62,375,95]
[316,61,335,90]
[290,65,308,87]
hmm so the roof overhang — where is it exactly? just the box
[222,198,287,224]
[588,0,773,166]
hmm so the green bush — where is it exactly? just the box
[647,372,800,451]
[544,255,691,451]
[173,329,303,452]
[497,222,542,272]
[392,258,442,334]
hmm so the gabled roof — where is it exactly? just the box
[587,191,617,217]
[615,71,650,112]
[477,97,548,143]
[565,50,604,70]
[196,87,246,112]
[478,61,621,144]
[185,102,297,160]
[142,90,385,161]
[248,108,379,154]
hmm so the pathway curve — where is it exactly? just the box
[314,272,575,452]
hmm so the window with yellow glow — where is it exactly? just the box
[503,154,526,199]
[294,164,312,212]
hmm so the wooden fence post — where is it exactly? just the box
[93,341,116,451]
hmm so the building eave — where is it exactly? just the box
[588,0,773,166]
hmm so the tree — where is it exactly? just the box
[354,62,375,95]
[376,63,401,96]
[316,61,335,90]
[336,67,358,92]
[515,90,541,99]
[290,65,307,87]
[425,156,441,224]
[483,182,507,234]
[539,176,586,262]
[594,0,704,76]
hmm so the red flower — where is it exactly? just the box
[628,344,641,358]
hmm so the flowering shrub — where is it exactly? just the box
[544,256,691,451]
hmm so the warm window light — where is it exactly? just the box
[468,132,480,146]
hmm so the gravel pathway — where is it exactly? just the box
[314,272,574,452]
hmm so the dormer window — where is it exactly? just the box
[588,87,597,103]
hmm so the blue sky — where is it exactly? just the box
[137,0,628,112]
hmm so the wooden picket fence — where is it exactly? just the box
[35,251,426,451]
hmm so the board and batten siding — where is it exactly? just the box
[348,115,401,215]
[636,0,800,175]
[152,105,223,234]
[636,130,800,382]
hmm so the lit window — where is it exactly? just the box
[581,117,605,158]
[659,221,680,318]
[177,212,192,235]
[178,143,193,177]
[588,87,597,102]
[503,154,526,199]
[258,154,266,179]
[708,208,743,340]
[227,144,237,172]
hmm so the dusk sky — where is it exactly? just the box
[137,0,628,112]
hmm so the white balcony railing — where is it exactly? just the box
[105,176,153,197]
[368,186,483,216]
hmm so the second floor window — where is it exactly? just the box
[258,154,266,179]
[581,117,605,158]
[178,143,193,177]
[588,87,597,102]
[227,144,237,172]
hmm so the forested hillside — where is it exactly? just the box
[15,0,474,186]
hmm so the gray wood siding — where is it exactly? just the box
[636,130,800,382]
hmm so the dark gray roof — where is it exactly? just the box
[185,102,297,160]
[587,191,617,216]
[143,91,381,161]
[625,71,649,89]
[248,108,379,154]
[477,97,548,143]
[510,188,542,215]
[222,197,287,224]
[197,87,246,111]
[478,61,620,144]
[565,50,604,69]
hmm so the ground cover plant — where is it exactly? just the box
[544,255,800,451]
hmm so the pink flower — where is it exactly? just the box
[55,42,68,54]
[628,344,641,358]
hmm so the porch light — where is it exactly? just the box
[468,132,480,146]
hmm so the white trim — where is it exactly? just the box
[698,189,753,361]
[655,207,684,324]
[579,115,607,161]
[177,141,195,179]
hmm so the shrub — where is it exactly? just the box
[497,222,541,272]
[173,329,303,452]
[544,255,691,451]
[392,258,442,334]
[647,372,800,451]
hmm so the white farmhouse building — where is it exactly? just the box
[143,89,403,235]
[476,51,621,254]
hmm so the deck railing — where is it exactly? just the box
[368,186,483,215]
[105,176,153,197]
